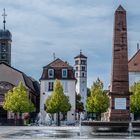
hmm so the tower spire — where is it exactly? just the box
[2,8,7,30]
[0,8,12,66]
[80,49,82,55]
[116,5,126,12]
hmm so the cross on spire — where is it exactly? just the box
[2,8,7,30]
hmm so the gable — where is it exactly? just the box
[44,58,72,69]
[128,50,140,72]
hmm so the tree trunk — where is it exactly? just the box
[57,112,60,126]
[19,112,22,119]
[96,113,101,121]
[14,112,17,126]
[19,112,22,125]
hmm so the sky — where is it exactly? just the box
[0,0,140,89]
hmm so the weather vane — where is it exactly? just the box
[2,8,7,30]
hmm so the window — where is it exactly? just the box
[82,72,85,77]
[62,112,67,121]
[75,60,79,65]
[81,66,85,71]
[76,67,78,71]
[1,46,7,52]
[81,60,86,65]
[62,81,68,93]
[48,69,54,78]
[62,69,67,78]
[48,82,54,91]
[1,53,7,60]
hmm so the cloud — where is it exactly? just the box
[0,0,139,89]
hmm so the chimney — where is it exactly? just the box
[137,43,139,51]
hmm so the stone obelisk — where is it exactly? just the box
[108,5,130,121]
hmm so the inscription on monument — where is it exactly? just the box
[115,98,126,110]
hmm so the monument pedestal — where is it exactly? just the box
[108,92,130,121]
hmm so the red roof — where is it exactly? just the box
[128,50,140,72]
[40,58,76,80]
[44,58,73,69]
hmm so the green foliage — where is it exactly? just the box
[45,79,71,113]
[87,88,91,97]
[86,78,109,113]
[86,96,94,112]
[3,82,35,113]
[90,78,103,96]
[76,94,84,112]
[130,81,140,113]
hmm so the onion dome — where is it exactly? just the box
[0,29,12,40]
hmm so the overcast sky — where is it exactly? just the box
[0,0,140,89]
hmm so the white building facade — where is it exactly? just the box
[74,52,87,109]
[40,58,76,122]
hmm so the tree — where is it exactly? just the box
[86,78,109,120]
[87,88,91,97]
[45,79,71,126]
[130,81,140,116]
[3,82,35,124]
[76,94,84,113]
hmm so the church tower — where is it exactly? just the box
[74,51,87,108]
[0,9,12,66]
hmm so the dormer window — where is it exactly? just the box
[62,69,67,78]
[48,69,54,78]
